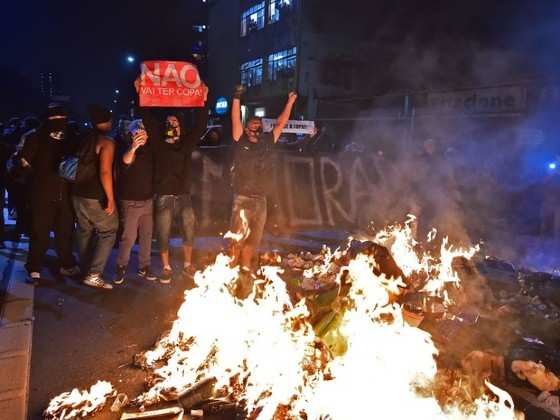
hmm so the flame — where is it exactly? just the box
[132,221,513,419]
[423,236,479,298]
[47,217,516,419]
[374,215,479,305]
[292,256,514,420]
[136,255,315,417]
[44,380,115,420]
[224,209,250,242]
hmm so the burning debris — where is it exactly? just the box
[122,219,515,419]
[44,217,560,419]
[43,380,115,420]
[111,393,129,413]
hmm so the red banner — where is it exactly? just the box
[139,60,206,107]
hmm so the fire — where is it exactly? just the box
[45,218,518,419]
[293,255,515,420]
[136,255,316,417]
[224,209,250,242]
[44,380,115,419]
[374,215,479,305]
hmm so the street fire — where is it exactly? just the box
[44,380,115,420]
[44,218,521,419]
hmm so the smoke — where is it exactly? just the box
[342,99,560,270]
[327,1,560,270]
[343,114,472,246]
